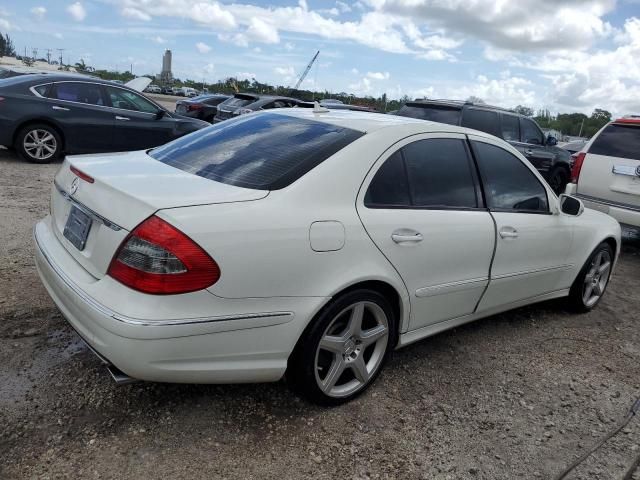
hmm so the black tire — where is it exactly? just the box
[15,124,63,164]
[288,289,397,406]
[567,242,614,313]
[548,165,569,195]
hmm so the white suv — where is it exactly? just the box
[565,117,640,231]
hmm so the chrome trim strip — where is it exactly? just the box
[54,180,124,231]
[35,225,294,327]
[416,277,487,298]
[576,193,640,213]
[612,165,639,177]
[492,264,574,280]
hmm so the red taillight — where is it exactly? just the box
[187,103,204,111]
[570,152,586,183]
[70,165,95,183]
[107,216,220,295]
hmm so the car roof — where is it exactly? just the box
[405,98,516,114]
[272,107,492,137]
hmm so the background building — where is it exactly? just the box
[158,49,173,85]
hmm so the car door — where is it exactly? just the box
[468,135,573,312]
[104,85,175,150]
[357,134,495,331]
[511,117,555,176]
[46,81,114,153]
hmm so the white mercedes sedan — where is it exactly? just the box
[34,108,621,405]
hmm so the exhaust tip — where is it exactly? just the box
[106,365,140,385]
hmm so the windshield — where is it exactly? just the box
[149,113,364,190]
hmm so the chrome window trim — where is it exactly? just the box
[54,180,124,231]
[30,83,50,98]
[34,225,294,327]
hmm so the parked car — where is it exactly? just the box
[144,84,161,94]
[0,74,209,163]
[214,93,299,122]
[160,86,174,95]
[396,100,572,194]
[174,86,198,98]
[299,101,377,112]
[34,109,620,405]
[565,116,640,231]
[175,94,231,123]
[559,139,588,154]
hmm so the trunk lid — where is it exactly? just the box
[50,151,267,278]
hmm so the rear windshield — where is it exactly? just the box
[219,96,256,109]
[149,113,364,190]
[396,104,461,125]
[590,124,640,160]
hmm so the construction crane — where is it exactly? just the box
[293,50,319,90]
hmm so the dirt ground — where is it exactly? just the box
[0,148,639,480]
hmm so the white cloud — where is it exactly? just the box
[31,6,47,20]
[348,77,373,95]
[275,66,295,76]
[218,32,249,48]
[67,2,86,22]
[236,72,256,80]
[122,7,151,21]
[366,71,390,80]
[151,35,166,44]
[0,18,11,31]
[54,33,64,39]
[195,41,211,53]
[246,17,279,44]
[284,42,295,51]
[336,1,352,13]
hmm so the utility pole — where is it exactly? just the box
[57,49,65,67]
[32,48,38,62]
[46,48,52,64]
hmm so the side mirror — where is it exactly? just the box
[546,135,558,146]
[155,109,166,120]
[559,194,584,216]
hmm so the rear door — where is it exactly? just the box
[104,85,175,150]
[577,122,640,209]
[357,134,495,331]
[47,81,114,152]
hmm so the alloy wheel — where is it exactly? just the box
[582,250,612,307]
[23,129,57,161]
[314,301,389,398]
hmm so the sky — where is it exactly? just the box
[1,0,639,115]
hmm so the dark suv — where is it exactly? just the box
[396,100,571,193]
[214,94,300,123]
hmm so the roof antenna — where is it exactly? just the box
[313,101,329,113]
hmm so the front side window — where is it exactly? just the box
[472,141,548,213]
[461,109,500,137]
[501,114,520,142]
[51,82,104,105]
[589,124,640,160]
[520,118,544,145]
[365,138,478,209]
[149,113,364,190]
[105,86,158,113]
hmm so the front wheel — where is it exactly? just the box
[567,243,614,312]
[288,289,396,406]
[15,124,63,164]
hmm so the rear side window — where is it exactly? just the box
[149,113,364,190]
[589,124,640,160]
[461,109,500,137]
[520,118,544,145]
[472,141,548,213]
[501,114,520,142]
[50,82,104,105]
[396,105,461,125]
[365,138,478,209]
[220,96,255,109]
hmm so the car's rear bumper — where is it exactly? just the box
[34,215,327,384]
[566,185,640,228]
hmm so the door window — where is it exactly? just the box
[461,109,500,137]
[51,82,105,105]
[472,141,548,213]
[501,114,520,142]
[520,118,544,145]
[589,124,640,160]
[365,138,478,209]
[105,86,159,113]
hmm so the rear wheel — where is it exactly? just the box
[288,289,396,405]
[548,165,569,195]
[567,243,613,312]
[15,124,62,164]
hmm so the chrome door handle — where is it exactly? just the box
[52,106,69,111]
[391,229,423,244]
[499,227,519,239]
[524,149,533,156]
[115,116,130,121]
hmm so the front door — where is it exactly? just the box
[512,116,555,176]
[468,135,573,311]
[357,134,495,331]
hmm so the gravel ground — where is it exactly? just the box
[1,148,639,480]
